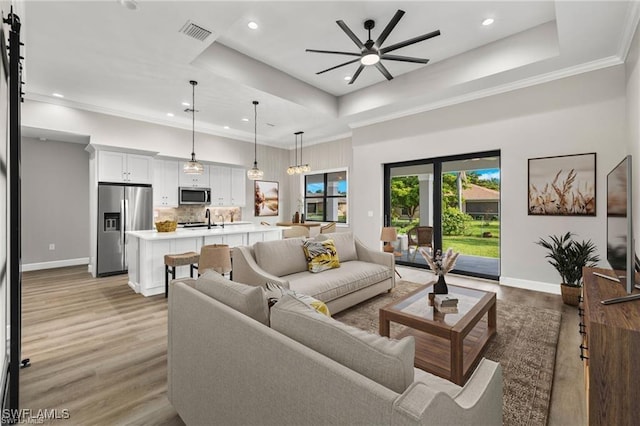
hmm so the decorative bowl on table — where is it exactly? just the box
[155,220,177,232]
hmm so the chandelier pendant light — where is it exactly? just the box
[299,131,310,173]
[183,80,204,175]
[247,100,264,180]
[286,131,311,175]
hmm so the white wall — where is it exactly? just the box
[351,65,627,291]
[626,21,640,261]
[21,137,90,268]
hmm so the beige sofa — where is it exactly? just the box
[168,277,503,426]
[233,232,395,314]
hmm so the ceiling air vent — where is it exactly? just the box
[179,20,213,42]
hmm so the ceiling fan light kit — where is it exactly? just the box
[183,80,204,175]
[247,100,264,181]
[306,9,440,84]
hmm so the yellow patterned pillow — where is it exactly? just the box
[302,239,340,273]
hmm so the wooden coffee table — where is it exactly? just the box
[379,283,496,385]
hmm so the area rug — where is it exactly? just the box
[332,281,562,426]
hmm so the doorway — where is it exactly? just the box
[384,151,500,280]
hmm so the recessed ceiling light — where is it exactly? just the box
[119,0,138,10]
[248,21,259,30]
[344,75,352,81]
[52,93,64,98]
[482,18,494,26]
[241,118,249,122]
[223,126,230,130]
[181,102,190,107]
[166,113,174,117]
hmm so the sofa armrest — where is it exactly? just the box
[171,278,196,289]
[392,358,502,425]
[232,246,290,289]
[355,238,395,270]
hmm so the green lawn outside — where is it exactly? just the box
[442,220,500,258]
[392,219,500,258]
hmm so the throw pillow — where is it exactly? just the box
[271,294,415,394]
[265,281,330,316]
[316,232,358,262]
[302,239,340,273]
[195,270,269,326]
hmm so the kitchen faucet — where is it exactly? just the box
[205,209,211,229]
[218,215,225,229]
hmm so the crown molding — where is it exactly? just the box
[618,0,640,60]
[348,55,623,130]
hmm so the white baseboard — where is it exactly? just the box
[499,276,561,295]
[22,257,90,272]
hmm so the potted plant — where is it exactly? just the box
[535,232,600,306]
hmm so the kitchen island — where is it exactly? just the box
[126,225,284,296]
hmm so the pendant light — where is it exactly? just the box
[247,100,264,180]
[183,80,204,175]
[299,131,310,173]
[287,131,300,175]
[286,131,311,175]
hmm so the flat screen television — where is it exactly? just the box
[606,155,635,294]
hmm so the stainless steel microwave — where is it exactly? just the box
[179,187,211,205]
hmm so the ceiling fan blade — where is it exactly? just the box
[380,30,441,54]
[375,62,394,81]
[316,58,361,75]
[381,54,429,64]
[375,9,405,48]
[348,64,365,85]
[306,49,361,57]
[337,20,365,50]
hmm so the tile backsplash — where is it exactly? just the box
[154,206,242,224]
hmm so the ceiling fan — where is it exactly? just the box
[306,9,440,85]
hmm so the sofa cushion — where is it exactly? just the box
[195,271,269,326]
[271,294,415,394]
[302,239,340,273]
[316,232,358,262]
[254,238,308,277]
[286,261,393,303]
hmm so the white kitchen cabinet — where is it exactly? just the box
[209,165,231,206]
[230,167,246,207]
[209,165,246,207]
[98,151,153,184]
[153,159,179,207]
[179,164,210,188]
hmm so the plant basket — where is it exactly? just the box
[561,284,581,306]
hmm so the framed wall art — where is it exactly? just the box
[528,152,596,216]
[254,180,279,217]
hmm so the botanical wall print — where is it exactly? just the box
[528,152,596,216]
[254,180,279,216]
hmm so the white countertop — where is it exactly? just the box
[128,225,282,240]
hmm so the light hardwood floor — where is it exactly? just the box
[20,265,584,425]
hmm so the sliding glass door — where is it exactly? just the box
[384,151,500,280]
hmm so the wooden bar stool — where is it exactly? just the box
[164,252,200,298]
[197,244,232,278]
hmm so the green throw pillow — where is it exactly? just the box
[302,239,340,273]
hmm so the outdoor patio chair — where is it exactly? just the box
[407,226,434,261]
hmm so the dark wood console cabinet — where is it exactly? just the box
[581,267,640,426]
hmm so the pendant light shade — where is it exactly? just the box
[247,100,264,181]
[286,131,311,175]
[184,80,204,175]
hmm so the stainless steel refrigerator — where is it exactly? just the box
[97,184,153,276]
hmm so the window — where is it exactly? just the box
[304,170,348,223]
